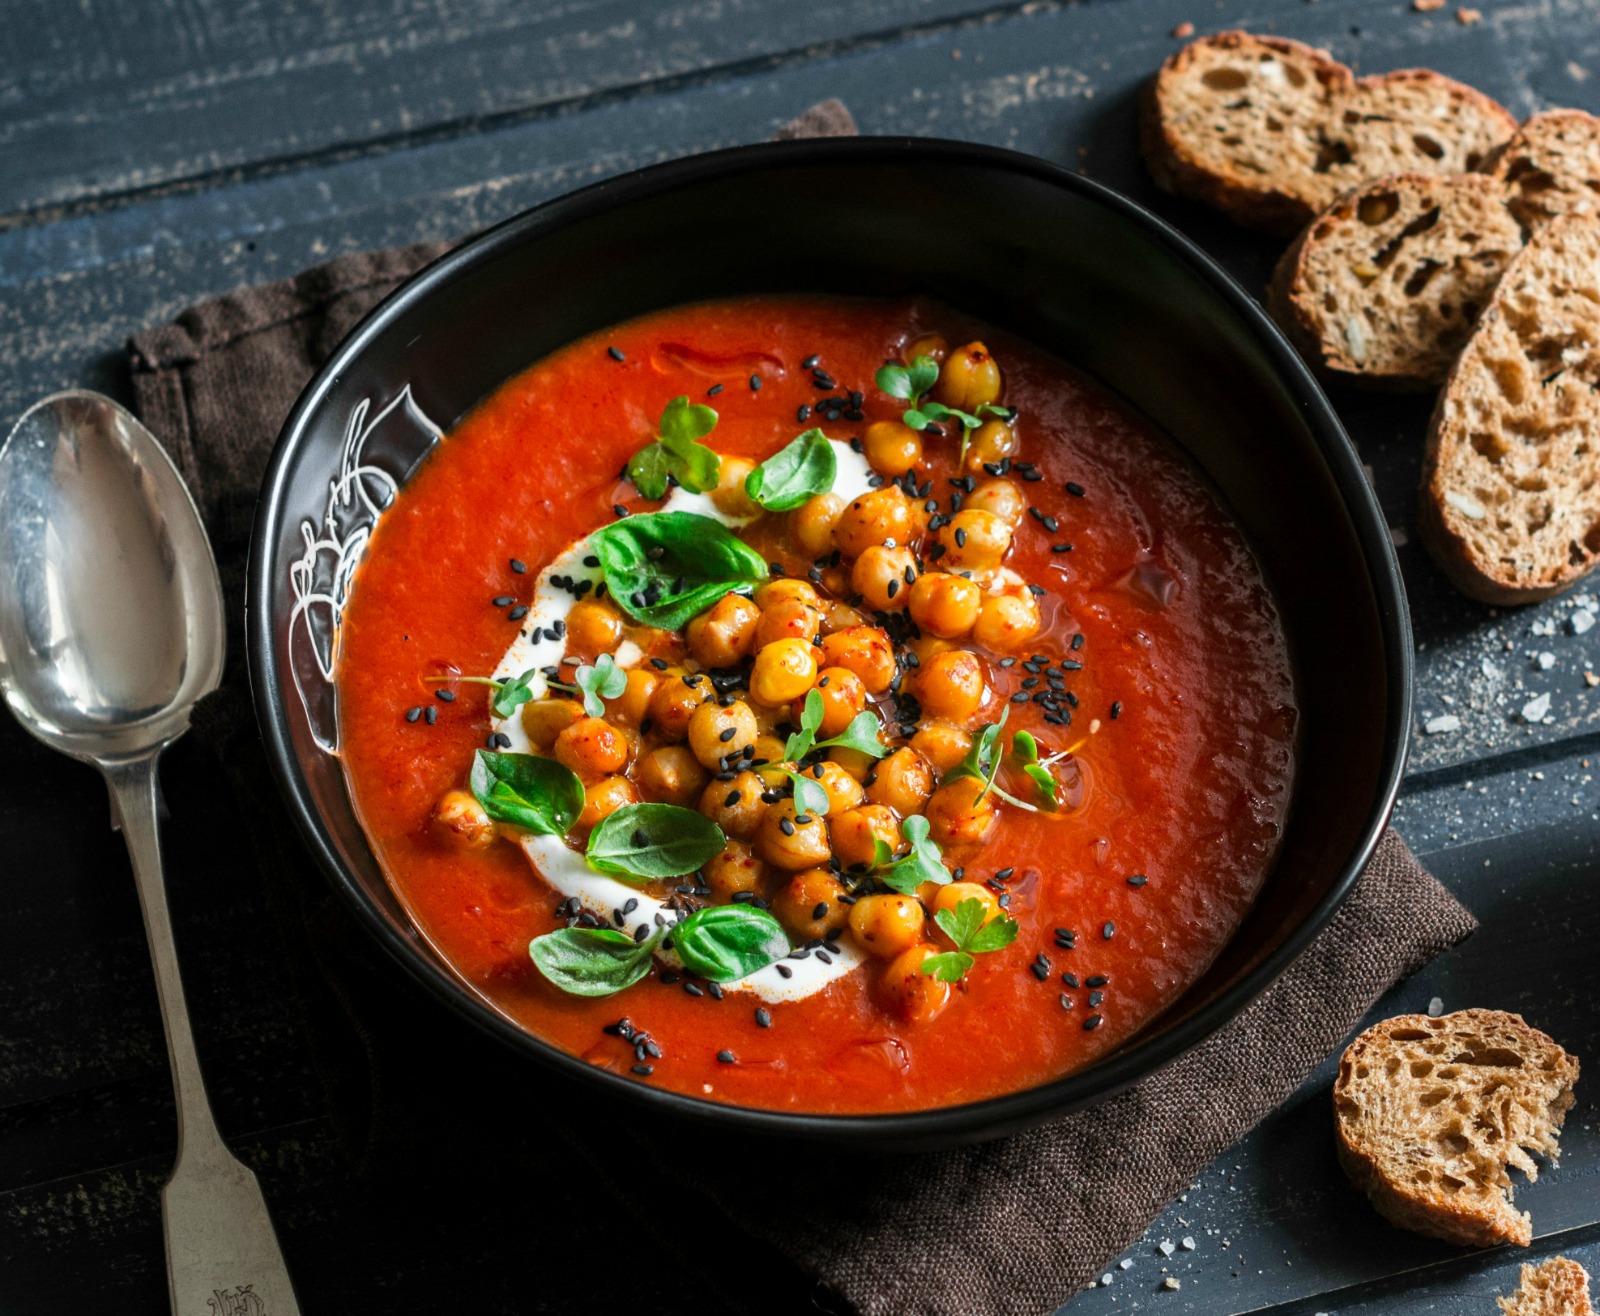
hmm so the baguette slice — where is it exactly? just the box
[1334,1010,1579,1248]
[1419,214,1600,603]
[1498,1258,1595,1316]
[1268,173,1522,387]
[1142,32,1516,233]
[1485,109,1600,231]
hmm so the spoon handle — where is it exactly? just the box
[106,754,303,1316]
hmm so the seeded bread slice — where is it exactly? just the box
[1268,173,1522,387]
[1485,109,1600,231]
[1333,1010,1579,1248]
[1498,1258,1595,1316]
[1141,32,1517,234]
[1419,214,1600,603]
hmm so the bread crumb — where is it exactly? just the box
[1425,714,1461,734]
[1457,6,1482,22]
[1413,0,1445,8]
[1162,1277,1182,1291]
[1585,671,1599,688]
[1173,21,1195,37]
[1522,693,1552,723]
[1568,62,1590,82]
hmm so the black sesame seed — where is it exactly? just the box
[802,354,820,368]
[424,705,437,725]
[1127,874,1149,887]
[1088,990,1105,1007]
[631,829,648,848]
[435,689,456,703]
[650,658,669,671]
[1102,922,1116,940]
[1110,701,1123,719]
[718,726,738,743]
[1086,974,1109,988]
[404,706,421,723]
[755,1008,772,1028]
[683,981,704,997]
[995,867,1015,881]
[954,527,967,548]
[1061,972,1080,988]
[794,814,811,825]
[1010,692,1030,704]
[1051,543,1072,554]
[1059,994,1074,1010]
[1030,962,1050,981]
[1083,1014,1103,1031]
[612,503,629,518]
[508,605,529,621]
[717,1049,736,1064]
[707,982,724,1000]
[775,964,793,979]
[631,1063,654,1076]
[607,346,626,361]
[1066,481,1085,497]
[812,902,829,920]
[750,374,762,391]
[779,817,796,836]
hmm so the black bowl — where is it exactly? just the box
[248,137,1411,1148]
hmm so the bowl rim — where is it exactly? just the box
[247,134,1413,1142]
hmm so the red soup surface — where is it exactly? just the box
[335,296,1297,1114]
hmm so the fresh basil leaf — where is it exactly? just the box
[1023,762,1059,810]
[783,688,826,762]
[967,913,1020,955]
[670,904,790,982]
[590,511,767,631]
[587,803,726,882]
[530,926,657,997]
[934,896,988,950]
[878,814,949,894]
[919,950,973,983]
[470,750,585,835]
[785,767,831,818]
[659,395,718,448]
[574,653,628,717]
[745,429,836,511]
[814,709,888,759]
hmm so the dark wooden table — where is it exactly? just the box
[3,1,1598,1312]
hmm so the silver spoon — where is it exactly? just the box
[0,392,301,1315]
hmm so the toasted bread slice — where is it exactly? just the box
[1498,1258,1595,1316]
[1142,32,1516,233]
[1485,109,1600,231]
[1269,173,1522,387]
[1334,1010,1579,1247]
[1419,215,1600,603]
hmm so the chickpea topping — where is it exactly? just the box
[794,665,866,739]
[916,648,987,723]
[908,572,981,639]
[606,668,658,726]
[866,747,935,816]
[903,332,948,365]
[862,420,923,477]
[820,625,896,694]
[686,594,760,668]
[851,544,919,613]
[848,892,925,959]
[880,943,953,1024]
[750,732,788,767]
[646,670,712,740]
[686,699,759,770]
[698,770,767,840]
[431,789,494,849]
[805,759,866,814]
[830,803,901,870]
[821,600,868,634]
[965,477,1025,527]
[703,838,766,899]
[924,776,999,847]
[938,508,1012,571]
[520,697,583,750]
[833,486,914,558]
[565,598,624,655]
[711,455,761,518]
[791,493,845,558]
[930,882,1004,948]
[553,716,629,778]
[771,868,850,941]
[933,340,1002,411]
[755,798,832,871]
[636,745,710,808]
[753,597,822,650]
[910,723,973,774]
[963,419,1018,474]
[577,775,638,831]
[756,578,821,610]
[749,637,819,706]
[973,592,1042,651]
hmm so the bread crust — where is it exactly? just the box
[1497,1257,1596,1316]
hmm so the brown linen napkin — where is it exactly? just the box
[127,100,1477,1316]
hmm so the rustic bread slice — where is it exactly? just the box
[1498,1258,1595,1316]
[1333,1009,1579,1247]
[1268,173,1522,387]
[1484,109,1600,231]
[1419,214,1600,603]
[1142,32,1517,233]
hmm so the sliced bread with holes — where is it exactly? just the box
[1141,32,1517,233]
[1419,214,1600,603]
[1268,173,1522,388]
[1334,1010,1579,1248]
[1498,1258,1595,1316]
[1485,109,1600,231]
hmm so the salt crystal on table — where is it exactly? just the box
[1424,714,1461,734]
[1181,1236,1197,1250]
[1428,996,1444,1017]
[1159,1240,1176,1257]
[1537,651,1557,670]
[1119,1258,1134,1270]
[1573,609,1596,635]
[1522,693,1552,723]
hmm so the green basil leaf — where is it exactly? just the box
[907,355,940,398]
[659,395,718,447]
[919,950,973,983]
[783,688,826,762]
[875,361,914,400]
[966,913,1020,955]
[785,767,831,818]
[470,750,585,835]
[814,709,888,759]
[933,896,988,950]
[745,429,836,511]
[670,904,790,982]
[529,926,657,997]
[574,653,628,717]
[878,814,949,894]
[590,511,768,631]
[587,803,726,882]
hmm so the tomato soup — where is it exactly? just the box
[335,296,1297,1114]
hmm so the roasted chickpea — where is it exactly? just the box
[686,594,760,669]
[749,637,819,706]
[973,592,1042,652]
[771,868,850,941]
[578,774,638,830]
[791,493,845,558]
[799,759,865,814]
[520,697,582,750]
[553,716,629,778]
[755,798,832,871]
[794,666,867,739]
[828,746,876,784]
[908,572,981,639]
[431,789,494,848]
[910,723,973,774]
[904,332,948,365]
[880,943,953,1024]
[924,776,999,847]
[905,634,957,666]
[862,420,923,477]
[636,745,710,807]
[687,699,759,770]
[833,486,915,558]
[851,544,919,613]
[753,598,822,650]
[646,671,712,740]
[703,838,766,900]
[930,882,1005,948]
[820,625,896,694]
[933,340,1002,411]
[848,892,925,959]
[749,732,788,767]
[830,803,901,870]
[965,477,1025,527]
[755,578,821,611]
[565,598,624,655]
[821,600,868,634]
[866,747,935,816]
[606,668,657,726]
[711,455,761,518]
[963,419,1019,473]
[699,770,767,840]
[939,508,1012,572]
[916,649,986,723]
